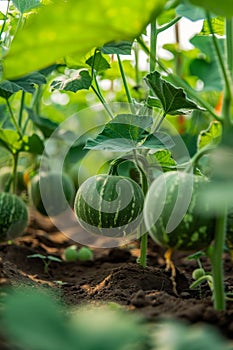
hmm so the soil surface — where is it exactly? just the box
[1,209,233,346]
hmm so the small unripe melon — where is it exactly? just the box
[0,192,28,241]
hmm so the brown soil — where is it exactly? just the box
[1,209,233,345]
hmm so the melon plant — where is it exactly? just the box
[0,192,28,241]
[144,171,215,251]
[29,172,75,216]
[74,174,144,237]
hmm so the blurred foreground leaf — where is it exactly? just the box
[4,0,165,78]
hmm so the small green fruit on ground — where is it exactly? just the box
[144,171,215,251]
[0,192,28,241]
[63,245,79,261]
[74,174,144,237]
[76,247,93,261]
[29,172,75,216]
[63,245,93,261]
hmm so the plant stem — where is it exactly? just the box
[154,112,167,132]
[226,18,233,80]
[133,149,149,268]
[206,13,232,128]
[134,44,140,86]
[6,99,23,137]
[139,224,148,268]
[18,91,25,127]
[12,153,19,194]
[91,85,114,119]
[157,16,181,34]
[117,54,135,113]
[137,37,223,122]
[150,21,157,73]
[211,208,227,310]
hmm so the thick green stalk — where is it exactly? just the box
[211,209,226,310]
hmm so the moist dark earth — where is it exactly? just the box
[1,208,233,347]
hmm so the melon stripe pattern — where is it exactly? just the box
[74,175,144,237]
[144,171,215,251]
[0,192,28,241]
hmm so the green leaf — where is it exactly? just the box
[190,35,224,91]
[200,17,225,36]
[51,70,92,93]
[26,108,59,138]
[4,0,166,79]
[147,96,162,109]
[197,121,222,150]
[86,52,110,73]
[151,149,177,167]
[23,134,44,155]
[189,0,233,17]
[12,0,41,13]
[3,289,77,350]
[47,256,62,263]
[144,71,203,115]
[101,41,133,55]
[0,72,47,99]
[27,254,46,259]
[0,129,22,154]
[176,1,207,21]
[85,114,173,152]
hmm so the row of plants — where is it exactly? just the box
[0,0,233,336]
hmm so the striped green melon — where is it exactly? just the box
[74,174,144,237]
[144,171,215,251]
[29,172,75,216]
[0,192,28,241]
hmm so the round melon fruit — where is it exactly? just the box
[74,174,144,237]
[0,192,28,241]
[144,171,215,251]
[29,172,75,216]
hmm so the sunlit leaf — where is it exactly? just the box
[197,121,222,150]
[4,0,166,79]
[51,71,92,93]
[144,71,203,115]
[0,129,22,153]
[200,17,225,36]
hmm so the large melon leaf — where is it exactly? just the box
[4,0,165,79]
